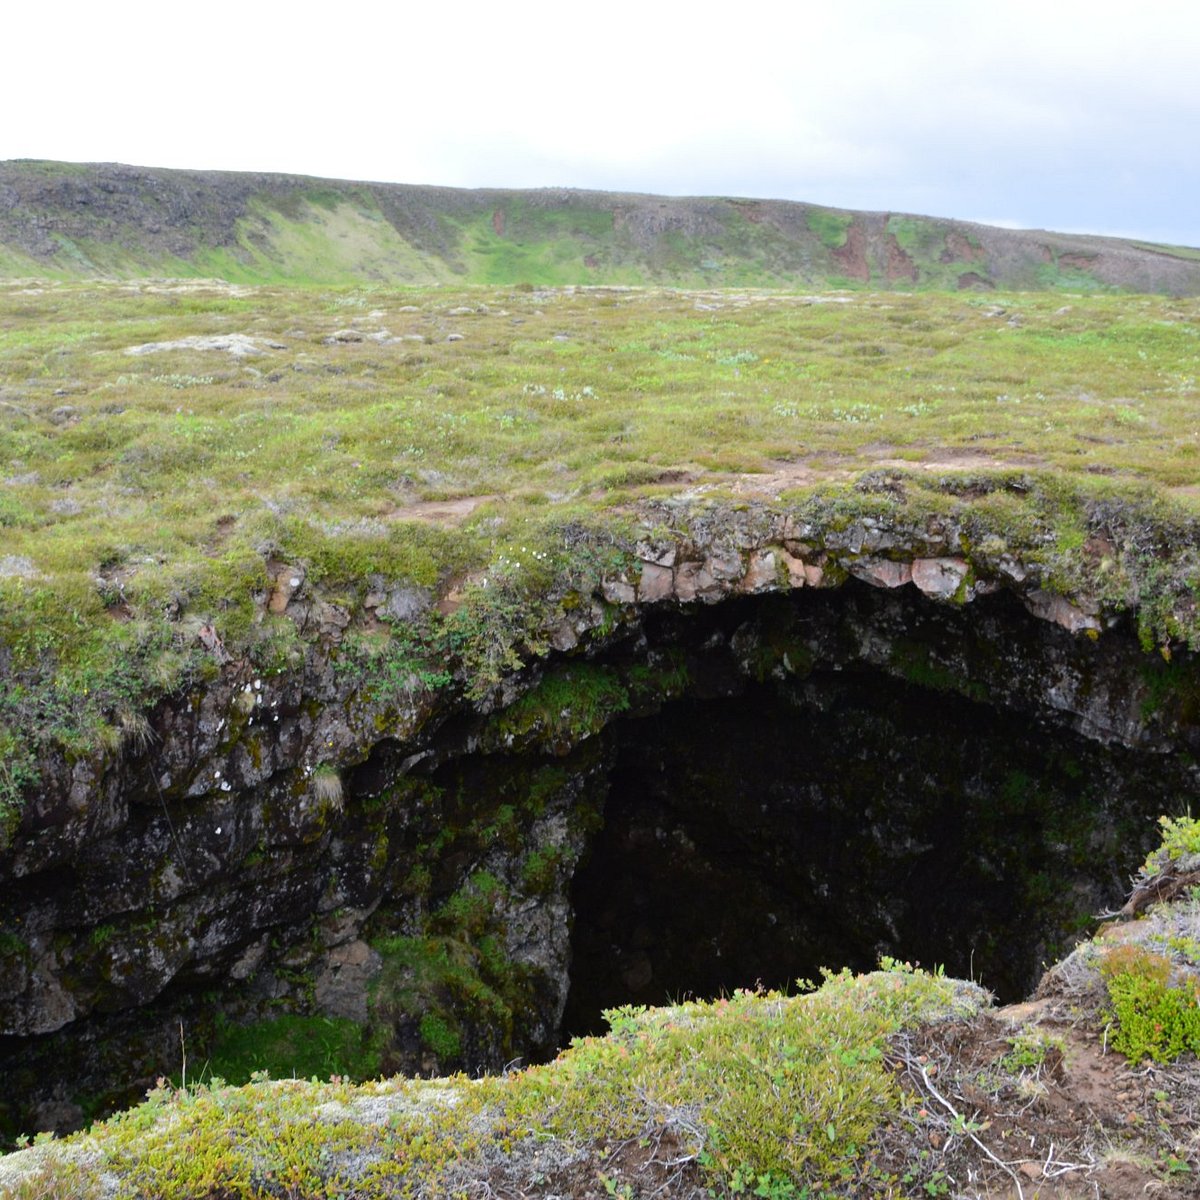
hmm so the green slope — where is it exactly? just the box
[1,160,1199,293]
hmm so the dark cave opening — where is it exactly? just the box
[2,585,1190,1143]
[560,592,1172,1039]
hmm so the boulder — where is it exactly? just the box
[911,557,969,600]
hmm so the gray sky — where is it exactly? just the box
[7,0,1199,246]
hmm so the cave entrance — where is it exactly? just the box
[561,605,1162,1038]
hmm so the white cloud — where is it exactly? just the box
[4,0,1197,245]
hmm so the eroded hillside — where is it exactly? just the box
[2,160,1200,290]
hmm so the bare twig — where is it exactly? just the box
[901,1049,1026,1200]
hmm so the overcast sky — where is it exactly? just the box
[6,0,1198,246]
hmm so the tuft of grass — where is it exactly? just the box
[310,763,344,808]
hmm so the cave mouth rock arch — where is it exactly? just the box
[403,584,1187,1051]
[2,581,1195,1141]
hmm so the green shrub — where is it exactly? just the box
[1100,945,1200,1063]
[1144,813,1200,874]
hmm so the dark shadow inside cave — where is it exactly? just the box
[2,585,1185,1144]
[561,595,1165,1038]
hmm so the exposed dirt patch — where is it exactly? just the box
[362,453,1048,531]
[941,231,988,263]
[871,447,1044,472]
[832,219,871,282]
[958,270,995,290]
[886,232,919,282]
[880,1012,1200,1198]
[385,495,495,524]
[709,448,1046,500]
[652,466,701,486]
[718,461,854,496]
[203,513,238,557]
[492,209,505,237]
[1059,252,1100,271]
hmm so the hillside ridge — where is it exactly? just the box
[3,159,1199,291]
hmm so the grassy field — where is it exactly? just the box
[1,279,1199,825]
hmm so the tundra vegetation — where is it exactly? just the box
[3,276,1200,1195]
[2,281,1200,835]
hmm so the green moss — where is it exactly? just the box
[889,640,989,702]
[202,1014,381,1086]
[626,651,693,702]
[418,1013,462,1059]
[491,663,630,748]
[519,843,565,894]
[432,870,506,937]
[369,928,528,1070]
[1141,656,1200,723]
[366,869,536,1070]
[806,208,854,249]
[0,930,27,960]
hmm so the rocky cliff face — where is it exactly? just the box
[1,499,1197,1139]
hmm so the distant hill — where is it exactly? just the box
[2,159,1198,292]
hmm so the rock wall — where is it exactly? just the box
[1,501,1198,1138]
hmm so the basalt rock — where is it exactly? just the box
[1,500,1198,1140]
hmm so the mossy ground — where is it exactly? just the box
[1,964,989,1199]
[10,897,1200,1199]
[2,282,1199,834]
